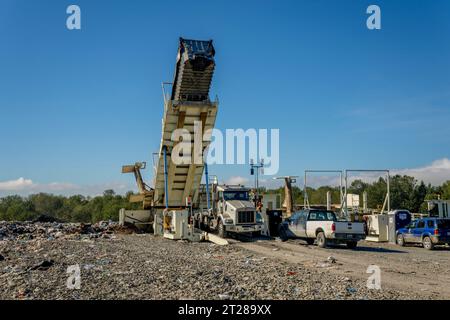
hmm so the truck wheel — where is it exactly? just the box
[397,234,405,246]
[346,241,357,249]
[423,236,434,250]
[252,231,261,238]
[316,232,327,248]
[306,238,315,245]
[218,220,227,238]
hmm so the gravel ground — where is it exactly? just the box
[0,222,431,300]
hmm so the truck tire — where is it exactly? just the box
[396,234,405,246]
[218,220,227,238]
[306,238,315,245]
[252,231,261,238]
[346,241,357,249]
[422,236,434,250]
[316,232,327,248]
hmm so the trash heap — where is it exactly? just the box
[0,219,136,242]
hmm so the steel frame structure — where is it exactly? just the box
[303,170,344,211]
[343,169,390,216]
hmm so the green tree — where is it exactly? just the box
[29,193,63,217]
[441,180,450,200]
[103,189,116,197]
[413,181,427,213]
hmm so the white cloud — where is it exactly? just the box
[392,158,450,185]
[342,158,450,186]
[225,176,249,186]
[302,175,343,188]
[0,177,33,191]
[0,178,133,197]
[258,178,285,189]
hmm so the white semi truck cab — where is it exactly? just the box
[197,184,262,238]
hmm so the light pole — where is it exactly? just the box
[250,159,264,193]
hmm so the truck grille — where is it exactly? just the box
[238,211,254,224]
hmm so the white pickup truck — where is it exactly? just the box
[278,209,366,249]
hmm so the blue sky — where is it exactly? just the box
[1,0,450,195]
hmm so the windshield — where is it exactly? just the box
[437,219,450,229]
[223,191,249,201]
[308,211,337,221]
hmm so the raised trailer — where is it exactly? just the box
[121,38,241,243]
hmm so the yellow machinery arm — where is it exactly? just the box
[122,162,154,208]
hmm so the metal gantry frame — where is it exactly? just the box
[343,169,390,217]
[303,170,344,211]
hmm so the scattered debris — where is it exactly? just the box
[29,259,54,271]
[327,256,337,264]
[346,287,357,294]
[16,288,31,299]
[0,221,438,300]
[0,220,136,242]
[83,264,96,271]
[32,214,61,223]
[218,293,231,300]
[317,262,331,268]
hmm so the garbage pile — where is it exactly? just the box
[0,220,135,242]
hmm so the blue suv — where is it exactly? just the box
[396,218,450,250]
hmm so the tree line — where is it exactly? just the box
[1,175,450,222]
[0,190,139,223]
[264,175,450,213]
